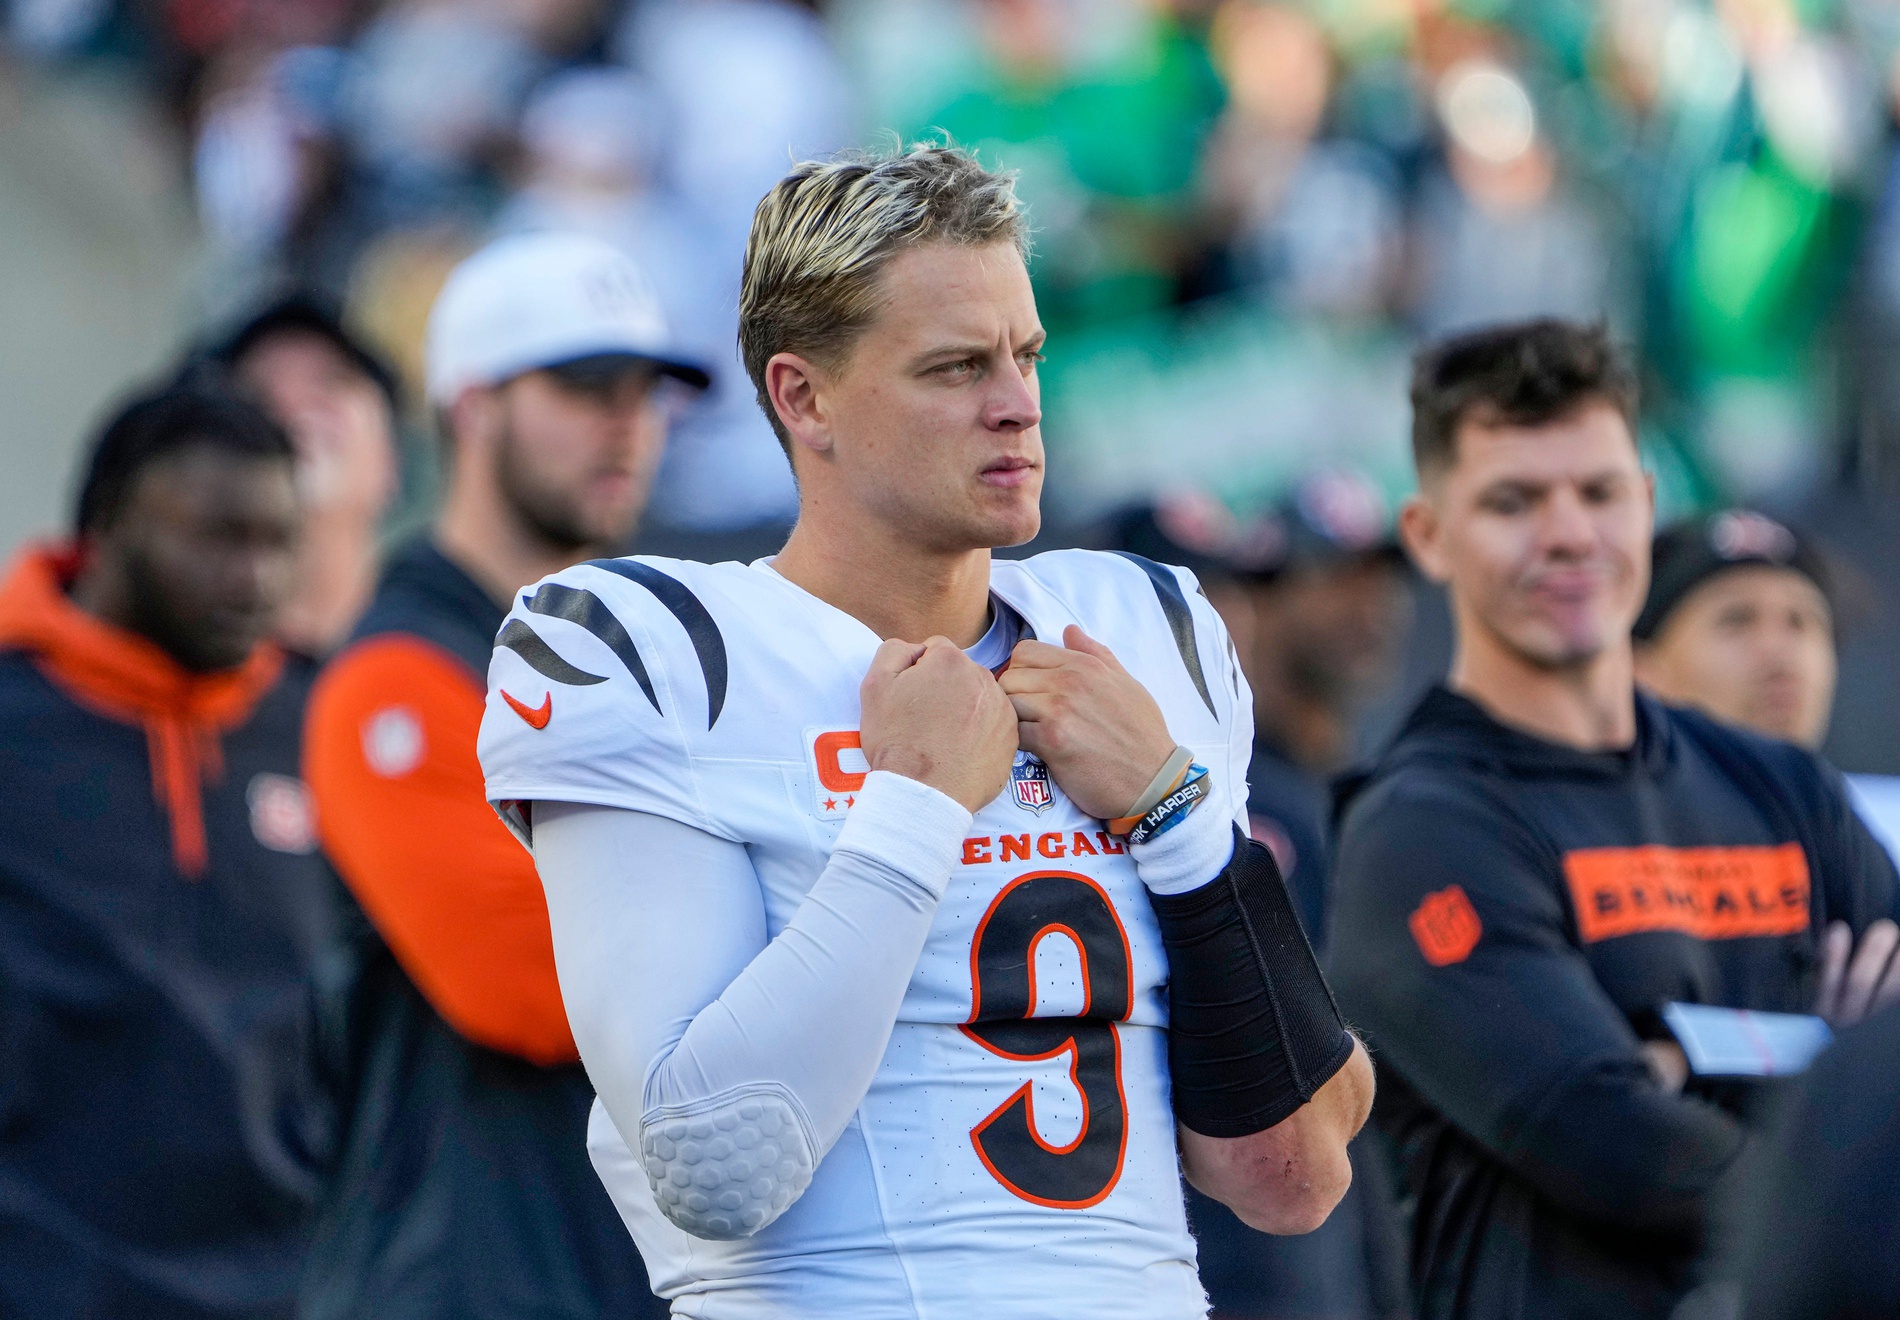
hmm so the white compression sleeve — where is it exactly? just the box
[531,771,972,1240]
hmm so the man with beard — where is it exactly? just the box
[1207,473,1417,1320]
[301,233,707,1320]
[1327,320,1900,1319]
[1229,470,1411,948]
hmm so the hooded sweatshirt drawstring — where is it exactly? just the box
[145,714,228,876]
[0,544,280,876]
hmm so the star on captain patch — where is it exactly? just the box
[805,727,867,821]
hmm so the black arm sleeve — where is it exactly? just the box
[1151,827,1354,1138]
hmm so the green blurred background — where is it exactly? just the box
[8,0,1900,764]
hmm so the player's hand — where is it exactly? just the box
[1815,918,1900,1028]
[860,636,1018,813]
[998,625,1176,821]
[1639,1040,1689,1094]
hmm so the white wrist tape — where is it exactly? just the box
[1131,794,1238,896]
[832,770,974,903]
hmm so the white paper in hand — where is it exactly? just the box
[1662,1002,1832,1078]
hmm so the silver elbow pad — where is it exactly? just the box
[639,1089,816,1240]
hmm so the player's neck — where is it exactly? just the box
[773,518,993,648]
[1449,626,1636,752]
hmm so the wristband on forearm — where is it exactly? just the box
[1124,765,1210,846]
[1109,745,1197,835]
[1151,826,1354,1137]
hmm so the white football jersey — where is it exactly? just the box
[480,550,1252,1319]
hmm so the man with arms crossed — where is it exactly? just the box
[1328,320,1900,1319]
[479,145,1373,1317]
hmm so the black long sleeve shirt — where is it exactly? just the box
[1327,687,1898,1320]
[1737,1002,1900,1319]
[0,653,335,1318]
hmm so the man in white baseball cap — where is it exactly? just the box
[425,229,711,408]
[425,230,711,594]
[300,232,704,1319]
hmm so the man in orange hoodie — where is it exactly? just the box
[0,382,333,1318]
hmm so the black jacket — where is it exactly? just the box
[0,652,335,1318]
[1736,1002,1900,1319]
[1328,687,1897,1320]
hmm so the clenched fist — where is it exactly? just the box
[860,636,1019,813]
[998,625,1177,821]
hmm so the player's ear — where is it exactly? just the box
[1398,492,1446,584]
[447,384,504,457]
[765,352,833,457]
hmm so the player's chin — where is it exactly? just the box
[1516,623,1613,670]
[970,482,1042,548]
[579,494,647,547]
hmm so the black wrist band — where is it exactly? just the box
[1150,826,1353,1137]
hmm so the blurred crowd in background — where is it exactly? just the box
[17,0,1900,774]
[17,0,1900,521]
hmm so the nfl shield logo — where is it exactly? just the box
[1011,751,1054,814]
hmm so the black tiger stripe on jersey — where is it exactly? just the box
[1113,552,1216,716]
[526,583,662,714]
[585,558,729,729]
[496,618,606,686]
[496,563,729,726]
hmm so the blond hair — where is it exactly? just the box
[739,143,1029,450]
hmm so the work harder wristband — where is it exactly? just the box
[1120,763,1213,847]
[1108,746,1196,834]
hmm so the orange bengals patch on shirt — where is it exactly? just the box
[1563,843,1810,943]
[1410,884,1483,966]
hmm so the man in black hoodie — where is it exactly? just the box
[1327,319,1900,1320]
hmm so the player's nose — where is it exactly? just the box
[1537,487,1598,556]
[982,363,1041,433]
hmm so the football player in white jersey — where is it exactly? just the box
[478,144,1374,1318]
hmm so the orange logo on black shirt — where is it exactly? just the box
[1410,885,1483,966]
[1562,843,1810,944]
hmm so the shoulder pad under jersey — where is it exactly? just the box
[1005,548,1241,721]
[1001,548,1252,825]
[478,555,734,842]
